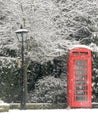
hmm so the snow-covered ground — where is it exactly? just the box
[0,109,98,130]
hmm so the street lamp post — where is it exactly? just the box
[15,26,28,109]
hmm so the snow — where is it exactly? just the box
[69,44,92,50]
[0,109,98,130]
[15,29,29,33]
[0,100,9,106]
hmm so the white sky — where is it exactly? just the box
[0,109,98,130]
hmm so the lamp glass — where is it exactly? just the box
[15,29,28,42]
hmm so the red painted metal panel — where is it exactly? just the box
[67,47,92,108]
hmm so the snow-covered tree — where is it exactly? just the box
[1,0,98,103]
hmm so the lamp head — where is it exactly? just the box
[15,26,28,42]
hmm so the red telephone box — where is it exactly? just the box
[67,46,92,108]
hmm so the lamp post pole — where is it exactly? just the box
[21,32,25,109]
[15,26,28,109]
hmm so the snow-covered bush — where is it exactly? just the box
[28,76,66,103]
[0,58,21,103]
